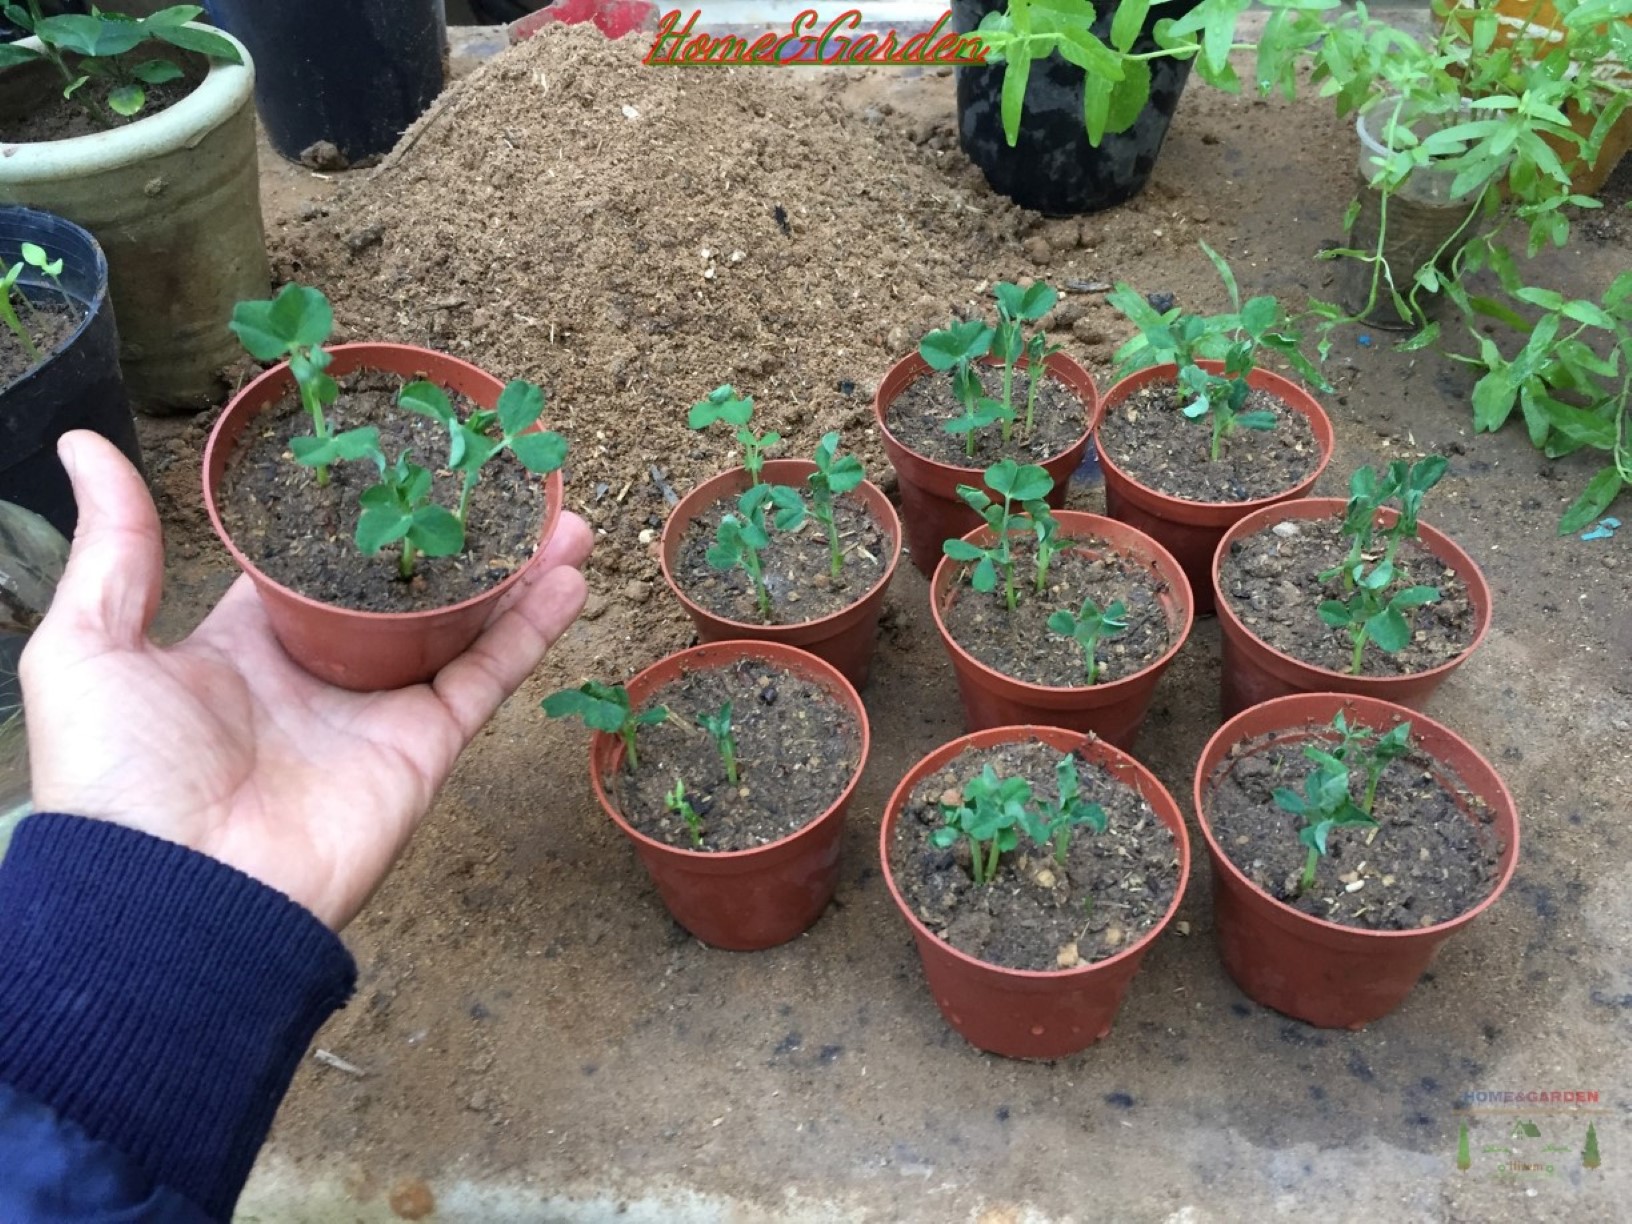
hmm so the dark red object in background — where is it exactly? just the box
[510,0,658,42]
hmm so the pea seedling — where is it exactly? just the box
[932,765,1032,886]
[1318,563,1440,676]
[705,482,806,618]
[1317,716,1412,815]
[688,384,779,485]
[807,432,865,579]
[353,450,463,579]
[1046,597,1129,685]
[922,320,1003,458]
[696,701,739,785]
[1017,753,1108,867]
[541,681,669,770]
[1029,502,1065,595]
[665,777,704,848]
[941,460,1054,613]
[1321,456,1449,589]
[992,280,1060,437]
[0,260,40,365]
[1272,755,1378,896]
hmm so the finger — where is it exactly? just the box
[485,510,595,625]
[44,431,165,648]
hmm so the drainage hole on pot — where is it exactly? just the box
[1031,1025,1045,1036]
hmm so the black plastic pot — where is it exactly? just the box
[204,0,446,166]
[953,0,1204,216]
[0,208,139,540]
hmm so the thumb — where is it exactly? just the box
[44,430,164,647]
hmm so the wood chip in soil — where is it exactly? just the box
[885,363,1086,468]
[1095,378,1321,502]
[941,536,1174,687]
[217,368,546,614]
[1204,729,1503,930]
[0,51,205,143]
[0,296,79,387]
[889,739,1180,972]
[609,657,860,853]
[673,493,889,624]
[1217,515,1476,676]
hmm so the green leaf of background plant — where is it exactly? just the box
[1558,467,1624,535]
[1000,53,1031,148]
[131,57,183,85]
[35,14,146,57]
[0,43,43,68]
[149,20,242,62]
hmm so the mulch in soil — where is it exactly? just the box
[941,536,1174,687]
[1094,377,1322,502]
[0,52,206,143]
[217,368,546,614]
[0,296,78,386]
[673,490,889,624]
[1205,727,1503,930]
[1217,515,1477,676]
[884,361,1087,468]
[888,738,1180,972]
[609,657,861,853]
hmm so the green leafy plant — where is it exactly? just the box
[229,283,347,486]
[1318,563,1441,677]
[696,701,739,786]
[932,764,1032,885]
[992,279,1060,437]
[1309,712,1414,815]
[1016,753,1108,866]
[921,319,1004,458]
[1272,753,1378,896]
[1046,596,1129,684]
[541,682,668,770]
[1028,501,1066,595]
[688,384,779,485]
[353,449,464,580]
[806,432,866,579]
[0,3,241,122]
[705,482,807,618]
[0,262,39,365]
[665,777,704,847]
[941,459,1054,612]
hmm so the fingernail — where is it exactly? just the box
[57,434,80,482]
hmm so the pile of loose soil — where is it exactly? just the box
[941,536,1173,686]
[1205,728,1503,930]
[609,657,861,852]
[1095,378,1322,502]
[0,51,206,143]
[889,739,1179,972]
[673,494,889,625]
[217,369,545,613]
[0,298,78,386]
[885,362,1087,466]
[1217,516,1477,676]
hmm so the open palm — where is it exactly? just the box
[22,432,592,930]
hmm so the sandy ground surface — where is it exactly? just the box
[119,20,1632,1224]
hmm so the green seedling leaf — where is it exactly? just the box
[919,319,995,371]
[687,383,754,429]
[542,682,667,770]
[497,379,546,437]
[1047,596,1129,685]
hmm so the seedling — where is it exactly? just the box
[941,460,1053,612]
[354,449,464,580]
[922,320,1002,458]
[541,681,669,770]
[806,431,865,579]
[696,701,739,785]
[1321,457,1449,588]
[230,283,344,485]
[665,777,704,848]
[0,260,40,365]
[1017,753,1108,867]
[1029,502,1066,595]
[932,765,1032,886]
[992,280,1060,437]
[705,482,806,618]
[1046,597,1129,685]
[1318,561,1440,676]
[1272,755,1378,896]
[688,384,779,485]
[1315,716,1412,815]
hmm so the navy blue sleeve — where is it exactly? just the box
[0,813,357,1222]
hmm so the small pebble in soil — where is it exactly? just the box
[1145,291,1176,312]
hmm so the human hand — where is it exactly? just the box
[21,431,592,930]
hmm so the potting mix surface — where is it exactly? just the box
[1095,379,1323,501]
[217,368,545,613]
[884,362,1087,467]
[1205,729,1503,930]
[0,51,207,143]
[608,659,860,852]
[1218,515,1479,676]
[941,537,1174,687]
[0,297,77,387]
[889,739,1179,972]
[117,16,1632,1223]
[673,491,889,625]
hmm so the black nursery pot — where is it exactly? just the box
[0,208,139,540]
[205,0,446,165]
[953,0,1204,216]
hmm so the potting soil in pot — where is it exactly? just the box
[889,739,1179,972]
[674,494,888,624]
[0,297,78,386]
[942,537,1173,687]
[1205,728,1503,929]
[609,658,861,852]
[217,369,546,613]
[1218,516,1477,675]
[1095,379,1321,501]
[885,363,1086,467]
[0,52,207,142]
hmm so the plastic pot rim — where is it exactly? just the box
[588,639,872,864]
[879,723,1191,981]
[928,509,1194,704]
[1191,691,1521,942]
[202,341,566,625]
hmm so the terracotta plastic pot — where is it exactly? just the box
[203,342,564,692]
[881,724,1190,1058]
[1193,692,1519,1028]
[1212,498,1493,718]
[588,641,871,951]
[930,511,1193,748]
[658,458,902,688]
[874,350,1101,577]
[1095,361,1335,615]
